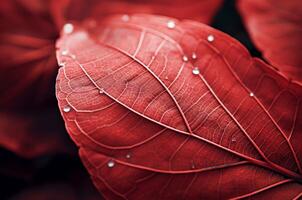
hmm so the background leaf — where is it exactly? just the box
[237,0,302,82]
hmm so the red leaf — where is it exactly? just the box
[237,0,302,83]
[56,14,302,199]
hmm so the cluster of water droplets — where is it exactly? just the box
[165,20,216,77]
[63,23,74,34]
[107,153,131,169]
[61,18,257,172]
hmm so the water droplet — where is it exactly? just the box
[126,154,131,159]
[63,23,74,34]
[63,106,71,113]
[207,34,214,42]
[192,67,200,75]
[107,160,115,168]
[99,88,105,94]
[249,92,254,97]
[167,20,176,29]
[182,55,188,62]
[71,54,76,59]
[164,76,169,80]
[62,50,68,56]
[59,62,65,67]
[192,53,197,59]
[121,15,130,22]
[191,161,195,169]
[231,137,237,143]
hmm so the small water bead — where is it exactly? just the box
[107,160,115,168]
[182,55,189,62]
[192,67,200,75]
[62,50,68,56]
[121,15,130,22]
[231,137,237,143]
[249,92,254,97]
[70,54,76,59]
[167,20,176,29]
[59,62,65,67]
[191,161,195,169]
[192,52,197,60]
[63,106,71,113]
[164,76,169,80]
[63,23,74,34]
[99,88,105,94]
[126,154,131,159]
[207,34,215,42]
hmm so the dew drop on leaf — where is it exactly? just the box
[70,54,76,59]
[63,23,74,34]
[182,55,189,62]
[99,88,105,94]
[107,160,115,168]
[62,50,69,56]
[192,53,197,59]
[126,154,131,159]
[121,15,130,22]
[192,67,200,75]
[249,92,254,97]
[63,106,71,113]
[207,34,214,42]
[167,20,176,29]
[191,161,195,169]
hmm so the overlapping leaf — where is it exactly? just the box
[237,0,302,82]
[56,15,302,199]
[51,0,222,28]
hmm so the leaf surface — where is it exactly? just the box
[237,0,302,82]
[58,14,302,199]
